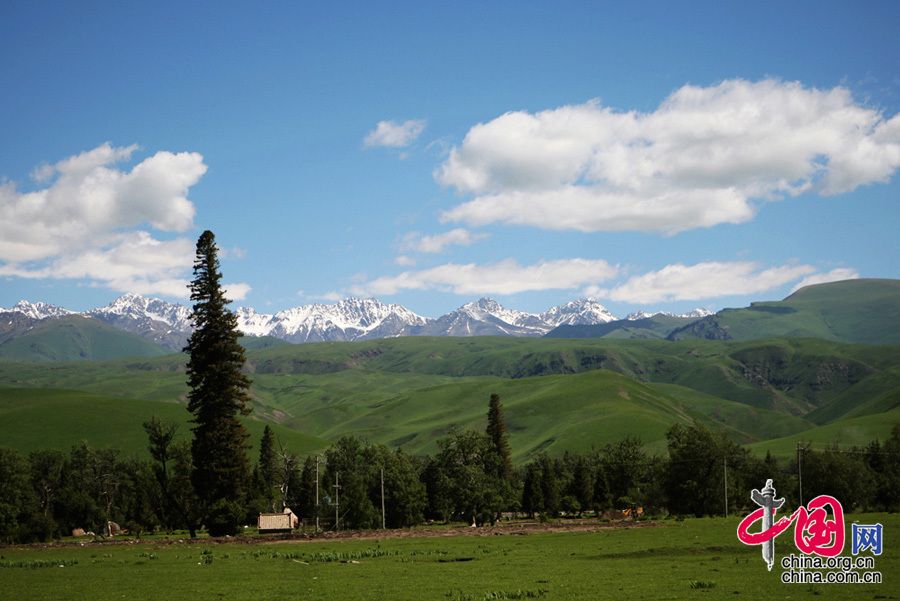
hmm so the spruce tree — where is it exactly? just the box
[184,230,252,536]
[486,393,513,481]
[257,425,278,511]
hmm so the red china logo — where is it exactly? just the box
[736,479,883,585]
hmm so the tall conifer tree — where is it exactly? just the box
[486,393,513,481]
[185,230,252,536]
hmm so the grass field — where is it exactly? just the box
[0,515,895,600]
[1,335,899,460]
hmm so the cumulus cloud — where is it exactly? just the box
[0,143,208,298]
[402,228,488,253]
[790,268,859,293]
[394,255,417,266]
[223,282,252,301]
[437,79,900,233]
[351,258,618,296]
[364,119,427,148]
[597,261,816,304]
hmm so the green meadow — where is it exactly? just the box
[1,515,895,600]
[1,334,899,460]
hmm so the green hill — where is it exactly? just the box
[0,315,168,361]
[669,279,900,344]
[0,386,328,457]
[747,406,900,456]
[1,335,899,460]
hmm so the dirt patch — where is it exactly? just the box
[4,519,657,549]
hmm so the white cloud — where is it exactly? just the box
[394,255,416,266]
[402,228,488,253]
[0,143,208,298]
[351,258,618,296]
[223,282,252,301]
[437,79,900,233]
[364,119,427,148]
[790,268,859,293]
[600,261,815,304]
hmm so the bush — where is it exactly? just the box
[206,499,244,537]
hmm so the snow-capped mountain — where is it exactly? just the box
[236,298,428,343]
[408,298,549,337]
[541,299,617,327]
[405,297,618,337]
[90,293,192,330]
[625,308,713,321]
[88,294,193,351]
[1,300,74,320]
[0,293,711,348]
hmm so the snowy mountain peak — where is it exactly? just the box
[459,298,538,326]
[5,300,74,320]
[90,294,193,330]
[236,297,428,342]
[625,310,658,321]
[1,293,717,346]
[541,299,617,327]
[626,308,714,321]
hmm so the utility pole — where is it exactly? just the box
[315,455,320,533]
[797,443,803,507]
[381,467,386,530]
[723,456,728,518]
[333,473,340,530]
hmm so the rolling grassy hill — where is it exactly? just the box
[0,315,168,361]
[669,279,900,344]
[0,387,328,457]
[1,334,898,460]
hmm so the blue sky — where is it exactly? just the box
[1,1,899,318]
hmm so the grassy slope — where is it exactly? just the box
[0,316,168,361]
[0,387,328,457]
[747,406,900,456]
[671,279,900,344]
[1,335,898,459]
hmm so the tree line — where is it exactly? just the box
[2,415,899,543]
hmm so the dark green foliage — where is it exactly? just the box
[568,455,594,515]
[1,424,900,542]
[324,437,378,529]
[0,447,34,542]
[664,423,765,517]
[429,429,507,525]
[799,444,875,511]
[537,454,560,517]
[184,230,252,536]
[486,393,513,482]
[521,462,543,517]
[421,456,454,522]
[276,451,302,514]
[601,436,649,505]
[255,426,279,512]
[28,449,65,521]
[593,461,610,511]
[295,454,319,519]
[143,418,199,535]
[870,426,900,510]
[364,445,427,528]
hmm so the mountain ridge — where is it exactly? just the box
[2,279,894,351]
